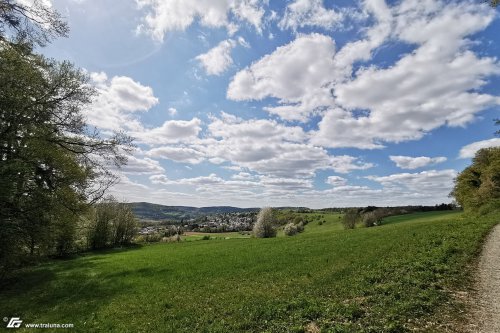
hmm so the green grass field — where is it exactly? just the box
[1,211,497,332]
[181,231,251,241]
[381,211,463,225]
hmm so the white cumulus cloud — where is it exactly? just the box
[147,146,205,164]
[279,0,345,31]
[312,0,500,149]
[227,33,336,121]
[87,72,158,132]
[326,176,348,186]
[136,0,265,41]
[366,169,457,201]
[120,156,165,175]
[390,156,447,170]
[196,39,236,76]
[136,118,202,145]
[459,138,500,158]
[199,113,373,177]
[168,107,178,116]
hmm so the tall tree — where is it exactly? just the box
[0,0,133,270]
[341,208,359,229]
[86,197,138,250]
[0,43,133,270]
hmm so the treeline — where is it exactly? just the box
[341,207,389,229]
[275,211,314,226]
[319,203,457,214]
[0,1,135,277]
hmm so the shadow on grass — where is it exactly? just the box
[77,243,144,257]
[101,266,171,280]
[0,243,154,327]
[0,243,145,289]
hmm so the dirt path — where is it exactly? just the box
[467,223,500,333]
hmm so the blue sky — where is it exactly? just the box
[40,0,500,208]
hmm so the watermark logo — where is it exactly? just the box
[4,317,22,328]
[3,316,74,329]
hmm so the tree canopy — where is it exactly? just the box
[451,147,500,214]
[0,1,134,274]
[0,0,68,46]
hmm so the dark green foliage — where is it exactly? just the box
[52,210,78,257]
[0,46,89,268]
[451,147,500,213]
[0,43,132,273]
[87,198,138,250]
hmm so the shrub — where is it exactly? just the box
[375,208,391,225]
[361,208,390,227]
[134,235,146,243]
[87,198,138,249]
[342,209,360,229]
[362,212,377,228]
[296,221,305,233]
[284,223,298,236]
[145,233,162,243]
[253,207,277,238]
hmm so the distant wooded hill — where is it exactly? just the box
[127,202,260,221]
[128,202,457,222]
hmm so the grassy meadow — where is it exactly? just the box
[1,211,498,332]
[181,231,252,241]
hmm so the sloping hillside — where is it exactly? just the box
[1,211,497,332]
